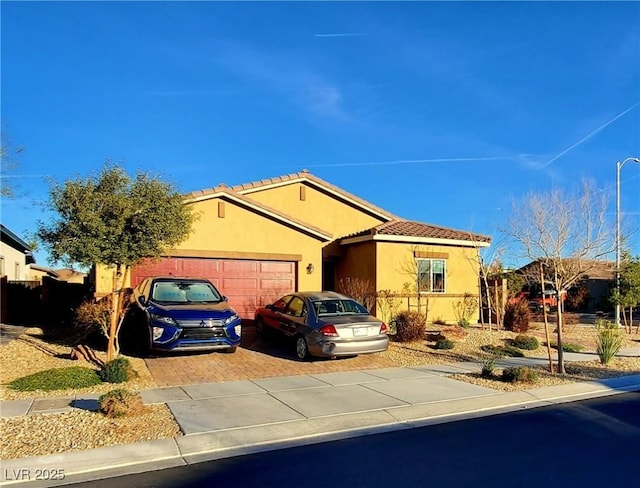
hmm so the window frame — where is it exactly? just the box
[417,258,446,294]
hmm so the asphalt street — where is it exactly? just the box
[65,391,640,488]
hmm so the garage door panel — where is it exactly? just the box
[261,278,294,291]
[221,261,258,273]
[132,257,296,319]
[181,259,219,276]
[260,261,295,273]
[222,278,259,292]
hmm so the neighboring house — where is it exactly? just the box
[514,259,615,311]
[93,171,491,322]
[0,224,35,280]
[54,268,87,284]
[30,265,60,282]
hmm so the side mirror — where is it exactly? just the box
[266,304,274,311]
[138,296,147,307]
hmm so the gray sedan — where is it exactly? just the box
[254,291,389,360]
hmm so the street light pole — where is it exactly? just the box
[615,156,640,327]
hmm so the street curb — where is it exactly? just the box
[2,374,639,487]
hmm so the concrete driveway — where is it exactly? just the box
[144,327,396,386]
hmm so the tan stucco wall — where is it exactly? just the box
[335,241,377,288]
[243,182,387,238]
[374,241,481,324]
[94,196,326,296]
[0,243,30,280]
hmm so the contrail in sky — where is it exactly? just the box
[314,33,364,38]
[303,156,514,168]
[539,102,640,169]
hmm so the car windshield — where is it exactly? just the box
[151,281,222,304]
[313,299,368,316]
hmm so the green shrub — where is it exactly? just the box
[8,367,102,392]
[99,357,136,384]
[513,335,539,350]
[457,318,470,328]
[481,356,497,378]
[595,319,623,365]
[393,311,426,342]
[549,341,584,353]
[98,389,147,418]
[480,344,524,358]
[502,366,538,383]
[434,339,455,350]
[504,299,530,333]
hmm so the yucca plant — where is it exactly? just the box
[595,319,624,365]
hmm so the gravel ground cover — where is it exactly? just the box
[1,321,638,460]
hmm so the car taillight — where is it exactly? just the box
[319,324,339,337]
[379,322,388,334]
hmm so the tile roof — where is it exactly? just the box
[343,220,492,244]
[517,259,615,280]
[184,170,396,220]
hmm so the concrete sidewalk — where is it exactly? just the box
[1,353,640,487]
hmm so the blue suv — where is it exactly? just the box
[121,276,241,355]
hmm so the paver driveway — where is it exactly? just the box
[145,327,396,386]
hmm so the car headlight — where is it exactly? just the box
[224,314,240,326]
[150,314,178,327]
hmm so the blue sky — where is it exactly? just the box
[1,1,639,268]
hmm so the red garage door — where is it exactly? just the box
[132,258,296,319]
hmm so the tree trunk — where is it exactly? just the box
[556,305,565,374]
[483,275,492,333]
[107,264,124,362]
[540,264,554,373]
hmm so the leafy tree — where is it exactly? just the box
[37,164,196,360]
[611,252,640,333]
[503,180,613,374]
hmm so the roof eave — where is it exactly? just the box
[340,234,491,248]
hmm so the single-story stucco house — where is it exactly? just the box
[93,171,491,323]
[0,224,35,281]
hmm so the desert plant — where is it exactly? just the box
[595,319,624,365]
[501,366,538,383]
[481,356,497,378]
[8,367,102,391]
[565,283,590,312]
[549,341,584,353]
[503,299,530,333]
[433,318,447,325]
[452,293,477,328]
[513,335,539,350]
[393,311,426,342]
[98,389,148,418]
[434,339,455,350]
[99,357,136,383]
[480,344,524,358]
[375,289,401,326]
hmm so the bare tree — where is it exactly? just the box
[1,130,23,199]
[503,180,613,374]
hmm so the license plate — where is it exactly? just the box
[353,327,367,336]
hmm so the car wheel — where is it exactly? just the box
[222,346,237,354]
[255,317,266,338]
[295,335,310,361]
